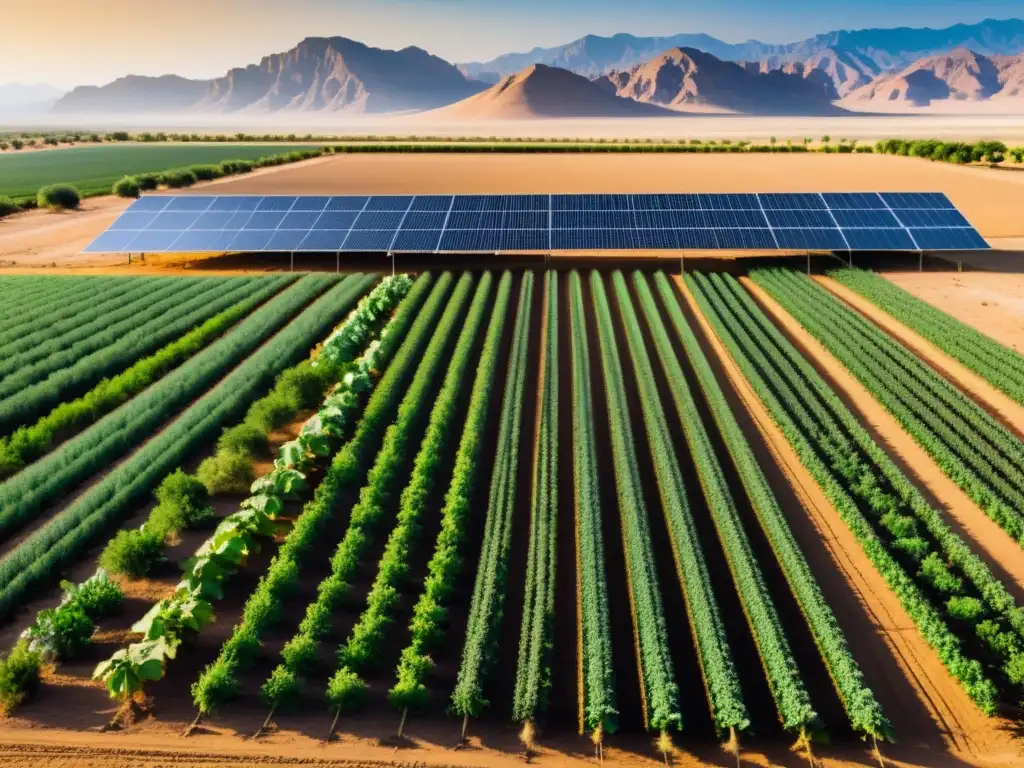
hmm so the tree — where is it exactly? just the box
[821,135,831,143]
[11,139,23,150]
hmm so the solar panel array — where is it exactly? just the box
[84,192,989,254]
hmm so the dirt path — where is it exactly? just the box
[674,275,1024,767]
[816,275,1024,439]
[744,277,1024,604]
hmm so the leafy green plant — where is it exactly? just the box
[112,176,140,198]
[100,529,166,578]
[0,642,42,714]
[37,183,81,210]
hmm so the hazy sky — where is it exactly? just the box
[2,0,1021,88]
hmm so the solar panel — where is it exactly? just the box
[84,193,989,254]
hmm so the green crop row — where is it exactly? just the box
[315,273,493,713]
[567,272,618,737]
[318,273,476,714]
[589,272,685,734]
[0,277,273,434]
[0,276,293,478]
[688,272,1013,713]
[621,271,813,732]
[767,269,1024,545]
[0,276,207,381]
[0,275,349,621]
[650,272,888,740]
[0,276,328,543]
[450,272,535,720]
[512,271,559,726]
[827,268,1024,406]
[190,273,451,715]
[0,278,148,353]
[89,274,418,706]
[387,273,514,716]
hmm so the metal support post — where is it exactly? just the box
[918,250,923,272]
[336,252,340,274]
[290,252,294,272]
[806,252,811,275]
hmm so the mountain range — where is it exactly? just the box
[40,18,1024,118]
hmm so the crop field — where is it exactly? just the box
[0,144,316,202]
[2,267,1024,768]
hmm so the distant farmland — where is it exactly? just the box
[0,144,317,202]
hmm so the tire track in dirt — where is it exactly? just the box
[751,276,1024,607]
[674,274,1024,766]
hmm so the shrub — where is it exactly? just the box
[24,605,94,659]
[190,164,222,181]
[0,641,41,714]
[880,512,917,539]
[275,361,332,410]
[946,596,984,622]
[245,393,295,433]
[99,529,165,577]
[197,451,255,495]
[109,131,130,141]
[1006,654,1024,685]
[161,168,197,188]
[919,552,962,594]
[135,173,160,191]
[61,570,123,618]
[0,196,19,217]
[37,184,81,210]
[112,176,140,198]
[891,536,928,561]
[218,423,267,456]
[147,470,215,535]
[234,159,255,173]
[11,139,24,150]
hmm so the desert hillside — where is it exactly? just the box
[599,47,841,115]
[52,37,486,115]
[426,64,674,119]
[843,49,1024,106]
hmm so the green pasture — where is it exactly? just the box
[0,144,314,202]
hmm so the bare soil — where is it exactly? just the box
[882,271,1024,353]
[674,274,1024,767]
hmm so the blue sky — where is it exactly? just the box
[2,0,1021,87]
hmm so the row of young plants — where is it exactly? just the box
[566,271,618,739]
[450,271,535,725]
[308,273,493,716]
[588,272,686,736]
[0,275,354,623]
[827,268,1024,406]
[98,275,380,579]
[189,273,454,715]
[616,271,814,734]
[0,276,91,323]
[647,272,888,740]
[92,273,423,705]
[0,276,223,384]
[0,277,153,355]
[512,271,559,729]
[754,269,1024,547]
[688,272,1023,712]
[387,273,516,721]
[0,570,124,713]
[0,276,278,434]
[0,276,294,478]
[0,275,335,544]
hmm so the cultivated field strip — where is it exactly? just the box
[0,275,363,621]
[388,272,514,718]
[451,271,534,722]
[0,277,293,478]
[753,268,1024,547]
[0,276,328,543]
[0,278,146,351]
[325,272,493,710]
[0,277,109,327]
[193,272,455,715]
[79,272,419,711]
[649,272,888,740]
[0,276,294,434]
[589,271,686,734]
[567,271,618,738]
[512,271,559,727]
[828,268,1024,405]
[618,271,814,735]
[0,277,217,380]
[688,271,1024,713]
